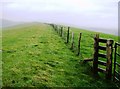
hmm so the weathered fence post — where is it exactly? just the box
[51,24,54,29]
[106,39,114,80]
[62,27,64,38]
[57,26,59,33]
[67,27,70,43]
[113,43,117,81]
[59,27,61,35]
[71,32,74,50]
[63,27,66,40]
[54,25,56,32]
[53,24,55,30]
[54,25,56,31]
[61,27,63,37]
[77,33,82,56]
[93,34,99,75]
[59,26,60,35]
[56,25,57,31]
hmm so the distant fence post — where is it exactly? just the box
[62,27,64,38]
[106,39,114,80]
[61,27,63,37]
[59,27,61,35]
[58,26,60,35]
[93,34,99,75]
[54,25,56,31]
[57,26,58,33]
[71,32,74,50]
[54,25,56,32]
[56,25,58,32]
[77,33,82,56]
[63,27,67,40]
[53,24,55,30]
[67,27,70,43]
[58,26,60,33]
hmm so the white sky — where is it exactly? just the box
[0,0,119,34]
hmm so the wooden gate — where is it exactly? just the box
[113,42,120,82]
[84,34,114,80]
[93,34,114,80]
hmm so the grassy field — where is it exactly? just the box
[2,24,119,88]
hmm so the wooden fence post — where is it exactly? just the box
[61,27,63,37]
[106,39,113,80]
[71,32,74,50]
[58,26,60,35]
[63,28,66,41]
[58,27,60,35]
[67,27,70,43]
[113,43,117,81]
[77,33,82,56]
[54,25,56,32]
[53,25,55,30]
[62,27,64,38]
[54,25,56,31]
[56,25,57,31]
[57,26,59,33]
[93,34,99,75]
[59,27,61,35]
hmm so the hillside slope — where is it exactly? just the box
[1,19,23,28]
[2,24,118,88]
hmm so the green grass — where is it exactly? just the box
[2,24,119,88]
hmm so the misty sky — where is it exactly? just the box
[0,0,119,34]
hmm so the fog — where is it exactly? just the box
[1,0,119,35]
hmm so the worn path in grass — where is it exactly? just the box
[2,24,117,87]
